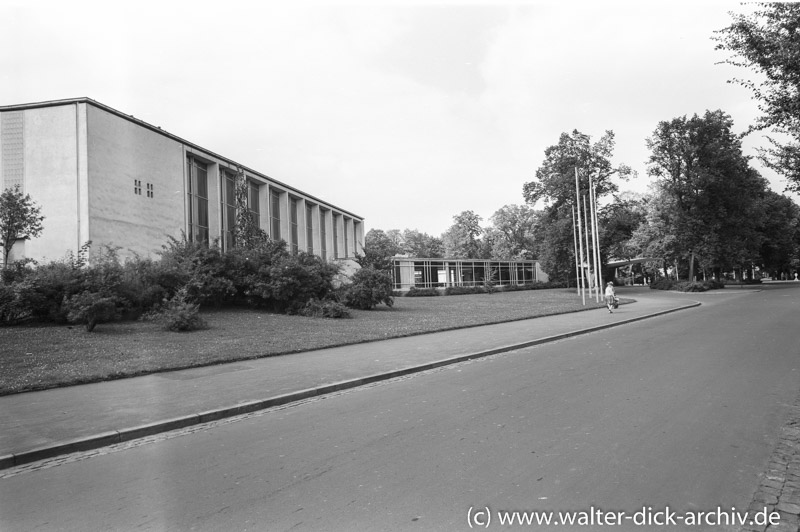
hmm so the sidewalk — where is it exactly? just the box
[0,288,702,470]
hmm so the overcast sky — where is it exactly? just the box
[2,1,793,236]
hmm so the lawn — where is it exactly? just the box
[0,289,612,395]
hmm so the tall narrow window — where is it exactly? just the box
[146,183,154,198]
[290,198,299,254]
[249,182,260,228]
[320,209,327,260]
[343,218,350,258]
[221,170,236,250]
[270,189,281,240]
[306,204,314,254]
[134,180,142,195]
[187,157,209,244]
[332,214,339,259]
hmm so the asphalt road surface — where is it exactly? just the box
[2,285,799,531]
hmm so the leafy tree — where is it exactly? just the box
[488,204,538,259]
[442,210,484,258]
[0,185,45,268]
[645,110,768,279]
[754,189,800,277]
[626,189,680,279]
[355,229,402,270]
[523,130,630,208]
[523,130,630,282]
[385,229,404,250]
[402,229,444,258]
[598,192,648,262]
[714,3,800,190]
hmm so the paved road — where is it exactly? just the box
[1,285,799,531]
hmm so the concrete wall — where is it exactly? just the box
[87,105,185,261]
[12,105,82,263]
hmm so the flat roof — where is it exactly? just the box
[607,257,663,268]
[0,97,363,221]
[392,256,540,262]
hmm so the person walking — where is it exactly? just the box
[604,281,616,313]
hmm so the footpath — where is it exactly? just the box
[0,287,701,470]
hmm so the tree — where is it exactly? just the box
[442,210,484,258]
[598,192,647,262]
[753,189,800,278]
[402,229,444,258]
[645,110,768,280]
[355,229,402,270]
[523,129,630,282]
[627,188,681,279]
[488,204,538,259]
[715,3,800,190]
[0,186,45,268]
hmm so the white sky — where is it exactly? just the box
[2,0,795,236]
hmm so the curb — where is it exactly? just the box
[0,301,701,471]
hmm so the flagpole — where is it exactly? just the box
[590,175,603,299]
[572,205,580,294]
[583,193,592,301]
[575,167,585,305]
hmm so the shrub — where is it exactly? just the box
[246,251,340,312]
[444,286,486,295]
[113,256,168,317]
[341,267,394,310]
[405,287,440,297]
[0,283,26,324]
[678,281,708,292]
[650,278,677,291]
[64,291,122,332]
[1,258,37,285]
[143,287,207,332]
[300,298,352,318]
[15,261,86,322]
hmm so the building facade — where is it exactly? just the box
[0,98,364,265]
[391,257,549,291]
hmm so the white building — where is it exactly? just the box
[0,98,364,265]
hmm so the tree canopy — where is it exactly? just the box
[715,3,800,190]
[522,129,629,282]
[645,110,768,279]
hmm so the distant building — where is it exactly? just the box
[391,257,549,291]
[0,98,364,265]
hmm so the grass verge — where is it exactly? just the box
[0,289,616,395]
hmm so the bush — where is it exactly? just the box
[113,257,169,317]
[14,262,86,323]
[405,287,440,297]
[143,287,207,332]
[0,283,26,324]
[444,286,486,295]
[341,267,394,310]
[678,281,708,292]
[245,251,340,312]
[156,236,236,307]
[1,258,37,284]
[64,291,122,332]
[650,278,677,291]
[650,278,725,292]
[299,298,352,318]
